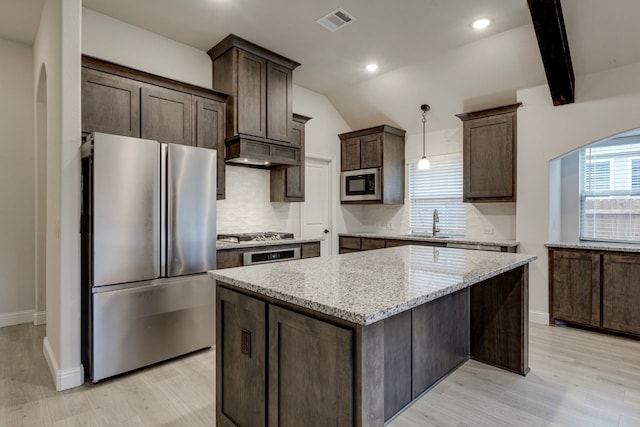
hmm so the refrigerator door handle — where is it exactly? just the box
[160,143,168,277]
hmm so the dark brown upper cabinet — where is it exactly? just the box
[456,103,522,203]
[271,114,311,202]
[82,68,141,138]
[80,56,228,199]
[208,34,300,167]
[140,86,193,146]
[194,96,227,199]
[339,125,406,205]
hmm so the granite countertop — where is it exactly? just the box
[545,241,640,253]
[209,246,536,325]
[216,237,322,250]
[339,232,519,248]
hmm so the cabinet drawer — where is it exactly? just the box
[217,251,243,269]
[385,239,409,248]
[339,236,361,250]
[361,238,385,251]
[301,242,321,259]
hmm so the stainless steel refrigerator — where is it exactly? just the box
[81,132,217,382]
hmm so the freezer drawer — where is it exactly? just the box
[91,274,215,382]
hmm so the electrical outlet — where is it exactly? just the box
[483,227,494,235]
[241,329,251,357]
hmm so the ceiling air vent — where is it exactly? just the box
[316,8,356,32]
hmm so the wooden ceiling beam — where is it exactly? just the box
[527,0,575,106]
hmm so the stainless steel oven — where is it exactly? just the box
[243,247,301,265]
[341,167,381,202]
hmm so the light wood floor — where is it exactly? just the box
[1,323,639,426]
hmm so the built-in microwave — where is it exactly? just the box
[341,167,381,202]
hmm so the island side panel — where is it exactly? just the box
[383,310,412,422]
[354,321,385,427]
[412,288,470,398]
[470,265,529,375]
[216,286,267,427]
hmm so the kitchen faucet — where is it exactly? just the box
[432,209,440,237]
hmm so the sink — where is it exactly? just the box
[400,234,451,239]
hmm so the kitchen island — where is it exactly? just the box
[209,246,537,426]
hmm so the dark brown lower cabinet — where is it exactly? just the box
[602,254,640,335]
[550,249,601,327]
[216,287,266,427]
[549,248,640,338]
[268,306,353,427]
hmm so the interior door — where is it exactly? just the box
[166,144,217,276]
[301,157,333,256]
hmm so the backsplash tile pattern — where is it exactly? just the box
[216,166,299,235]
[356,201,516,240]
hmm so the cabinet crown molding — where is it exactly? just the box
[455,102,522,121]
[207,34,301,70]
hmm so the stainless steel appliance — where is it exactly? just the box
[341,167,381,202]
[81,132,217,382]
[243,247,301,265]
[217,231,294,243]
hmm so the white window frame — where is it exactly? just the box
[408,153,465,237]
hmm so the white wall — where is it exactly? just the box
[34,0,83,391]
[0,38,35,327]
[82,8,211,88]
[517,60,640,324]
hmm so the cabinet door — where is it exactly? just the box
[268,305,352,427]
[341,138,361,171]
[266,61,293,143]
[237,50,267,138]
[194,96,226,199]
[550,249,601,326]
[140,86,193,145]
[285,120,305,199]
[361,237,385,251]
[602,254,640,335]
[217,287,266,427]
[463,114,515,201]
[360,134,383,169]
[81,68,140,137]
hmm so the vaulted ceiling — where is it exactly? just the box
[3,0,640,134]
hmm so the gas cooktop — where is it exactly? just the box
[217,232,294,243]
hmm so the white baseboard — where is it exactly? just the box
[34,311,46,325]
[529,310,549,325]
[0,309,34,328]
[43,336,85,391]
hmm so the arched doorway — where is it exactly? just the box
[35,64,47,325]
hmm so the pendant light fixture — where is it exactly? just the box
[418,104,431,170]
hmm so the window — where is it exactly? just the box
[580,142,640,243]
[409,155,465,236]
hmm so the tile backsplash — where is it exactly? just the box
[356,201,516,240]
[216,166,299,235]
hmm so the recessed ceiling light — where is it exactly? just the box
[366,63,379,72]
[472,18,491,30]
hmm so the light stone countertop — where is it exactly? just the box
[216,237,322,251]
[545,241,640,253]
[339,232,519,248]
[209,246,536,325]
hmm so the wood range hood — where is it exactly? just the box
[208,34,302,169]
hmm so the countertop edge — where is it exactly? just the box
[339,232,519,247]
[216,237,322,250]
[545,241,640,253]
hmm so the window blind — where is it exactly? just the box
[580,142,640,243]
[409,156,465,236]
